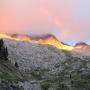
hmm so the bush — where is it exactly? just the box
[41,82,51,90]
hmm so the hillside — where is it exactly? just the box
[0,39,24,88]
[1,38,90,90]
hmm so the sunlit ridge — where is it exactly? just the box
[0,33,74,51]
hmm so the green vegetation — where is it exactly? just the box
[30,71,43,80]
[41,82,51,90]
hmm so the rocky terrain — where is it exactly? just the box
[0,39,90,90]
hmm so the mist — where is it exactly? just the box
[0,0,90,45]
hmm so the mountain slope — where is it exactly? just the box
[3,39,90,90]
[4,39,66,72]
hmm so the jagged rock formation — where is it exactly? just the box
[2,39,90,90]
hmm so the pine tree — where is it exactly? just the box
[5,47,8,57]
[3,47,8,60]
[15,62,19,68]
[0,39,8,60]
[0,39,4,52]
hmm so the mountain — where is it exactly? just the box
[1,38,90,90]
[75,42,88,48]
[31,34,73,50]
[0,33,74,50]
[73,42,90,56]
[31,34,57,40]
[10,34,32,41]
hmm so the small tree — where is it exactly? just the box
[0,39,4,51]
[0,39,4,46]
[5,47,8,57]
[3,47,8,60]
[0,39,9,61]
[15,62,19,68]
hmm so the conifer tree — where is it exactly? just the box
[15,62,19,68]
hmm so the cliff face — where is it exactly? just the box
[2,39,90,90]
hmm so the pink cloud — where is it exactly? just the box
[0,0,90,43]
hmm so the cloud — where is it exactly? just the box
[0,0,90,44]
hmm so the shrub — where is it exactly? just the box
[15,62,19,68]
